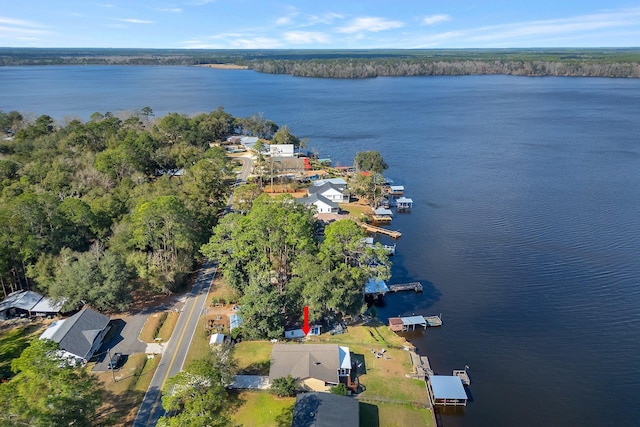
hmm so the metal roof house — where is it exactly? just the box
[269,344,352,392]
[292,392,359,427]
[427,375,468,406]
[312,178,347,188]
[0,290,63,320]
[40,308,111,364]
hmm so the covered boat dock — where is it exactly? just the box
[427,375,468,407]
[387,315,427,331]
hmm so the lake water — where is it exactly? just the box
[2,66,640,427]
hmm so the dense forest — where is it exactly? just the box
[1,48,639,78]
[0,107,279,312]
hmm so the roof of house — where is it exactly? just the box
[429,375,468,400]
[269,344,350,384]
[0,290,44,312]
[30,296,64,314]
[40,308,110,360]
[297,194,339,209]
[312,178,346,187]
[292,392,360,427]
[308,182,345,196]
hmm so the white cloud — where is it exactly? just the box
[117,18,155,24]
[0,16,45,28]
[337,17,404,34]
[422,14,451,26]
[183,34,282,49]
[284,31,329,44]
[276,16,291,25]
[158,7,182,13]
[306,12,344,26]
[190,0,215,5]
[468,8,640,43]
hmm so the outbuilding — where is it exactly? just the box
[428,375,468,406]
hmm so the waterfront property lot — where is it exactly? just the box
[228,322,434,427]
[230,391,295,427]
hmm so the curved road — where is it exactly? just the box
[133,154,252,427]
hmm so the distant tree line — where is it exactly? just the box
[250,58,640,79]
[0,107,280,312]
[2,48,639,78]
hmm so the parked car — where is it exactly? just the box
[108,352,123,370]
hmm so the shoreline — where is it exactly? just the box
[195,63,249,70]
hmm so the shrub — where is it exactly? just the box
[330,383,348,396]
[271,375,298,397]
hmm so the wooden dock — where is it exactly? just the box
[358,221,402,239]
[424,314,442,327]
[388,282,423,292]
[453,367,471,385]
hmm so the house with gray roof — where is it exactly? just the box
[40,308,111,364]
[292,392,359,427]
[308,182,348,203]
[269,344,352,392]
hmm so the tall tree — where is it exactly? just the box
[0,339,104,427]
[354,150,388,174]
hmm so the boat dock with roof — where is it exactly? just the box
[388,314,442,331]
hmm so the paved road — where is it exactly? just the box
[132,261,217,427]
[133,155,252,427]
[227,155,252,211]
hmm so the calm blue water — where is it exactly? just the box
[2,66,640,427]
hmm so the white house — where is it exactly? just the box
[312,178,347,189]
[308,182,349,203]
[268,144,295,158]
[297,194,339,214]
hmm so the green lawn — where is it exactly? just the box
[360,401,435,427]
[233,341,273,374]
[0,323,45,379]
[231,391,294,427]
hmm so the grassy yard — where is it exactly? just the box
[360,401,434,427]
[139,311,179,343]
[339,202,373,219]
[208,275,239,305]
[0,323,46,379]
[183,315,211,367]
[94,353,161,426]
[234,340,273,375]
[230,391,294,427]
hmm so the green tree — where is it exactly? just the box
[330,383,348,395]
[158,359,232,427]
[354,150,388,174]
[271,375,298,397]
[130,195,197,293]
[271,125,300,148]
[231,182,262,212]
[0,339,103,427]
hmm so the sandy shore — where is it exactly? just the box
[196,64,249,70]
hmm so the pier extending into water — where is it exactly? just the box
[357,221,402,239]
[388,282,423,292]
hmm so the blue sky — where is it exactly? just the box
[2,1,640,49]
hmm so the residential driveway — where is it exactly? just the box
[92,312,149,372]
[229,375,271,390]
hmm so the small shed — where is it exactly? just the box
[396,197,413,211]
[209,333,225,346]
[284,325,322,339]
[428,375,468,406]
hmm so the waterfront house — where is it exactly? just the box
[268,144,295,158]
[269,344,352,392]
[308,182,349,203]
[297,193,339,214]
[312,177,347,189]
[40,308,111,364]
